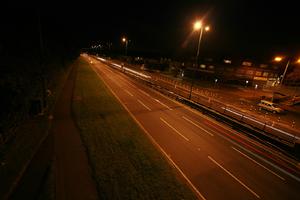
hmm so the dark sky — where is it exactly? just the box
[1,1,299,61]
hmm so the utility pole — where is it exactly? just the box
[38,10,47,114]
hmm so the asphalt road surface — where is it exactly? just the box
[85,55,300,200]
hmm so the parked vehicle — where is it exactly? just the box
[258,100,284,113]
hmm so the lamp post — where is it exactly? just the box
[274,56,291,86]
[281,59,290,86]
[245,80,249,87]
[253,84,258,98]
[38,10,47,114]
[188,21,210,99]
[122,37,128,56]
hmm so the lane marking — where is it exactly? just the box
[160,117,190,141]
[90,63,207,200]
[138,88,150,97]
[231,146,285,181]
[154,98,173,110]
[138,86,173,111]
[125,89,134,97]
[186,102,298,168]
[213,127,300,182]
[182,116,214,136]
[94,57,300,182]
[208,156,260,199]
[137,99,151,111]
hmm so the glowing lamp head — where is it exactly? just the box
[194,21,202,30]
[122,37,126,42]
[205,26,210,31]
[274,57,283,62]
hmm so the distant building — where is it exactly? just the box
[183,58,280,87]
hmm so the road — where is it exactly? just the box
[110,58,300,132]
[86,55,300,200]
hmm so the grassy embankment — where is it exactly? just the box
[72,59,197,199]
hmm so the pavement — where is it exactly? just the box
[52,63,98,200]
[88,55,300,200]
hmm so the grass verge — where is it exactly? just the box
[72,59,198,199]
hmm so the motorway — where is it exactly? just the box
[85,55,300,200]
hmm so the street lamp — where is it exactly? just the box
[188,20,210,99]
[273,56,300,85]
[214,78,218,87]
[274,56,290,86]
[122,37,128,56]
[245,80,249,86]
[253,84,258,98]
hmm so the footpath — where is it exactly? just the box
[52,64,98,200]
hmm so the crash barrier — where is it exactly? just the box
[94,56,300,152]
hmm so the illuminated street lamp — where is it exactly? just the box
[253,84,258,97]
[245,80,249,87]
[189,20,210,99]
[122,37,128,56]
[274,56,290,85]
[273,56,300,87]
[274,56,283,62]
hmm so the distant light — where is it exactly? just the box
[274,56,283,62]
[205,26,210,31]
[224,59,232,64]
[200,64,206,68]
[215,78,218,83]
[122,37,127,42]
[242,61,252,66]
[194,21,202,30]
[297,58,300,63]
[255,84,258,89]
[246,80,249,84]
[97,57,106,62]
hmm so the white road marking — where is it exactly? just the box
[154,98,173,110]
[138,88,150,96]
[182,116,214,136]
[125,90,134,97]
[93,57,300,182]
[137,99,151,111]
[208,156,260,199]
[231,146,285,181]
[90,63,207,200]
[216,130,300,182]
[160,117,190,141]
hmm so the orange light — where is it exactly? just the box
[205,26,210,31]
[274,56,283,62]
[122,37,126,42]
[297,58,300,63]
[194,21,202,30]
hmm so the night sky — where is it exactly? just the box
[1,1,299,61]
